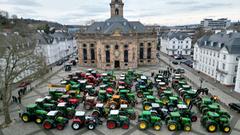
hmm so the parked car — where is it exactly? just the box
[175,68,185,74]
[174,55,185,60]
[172,61,179,65]
[229,103,240,112]
[181,60,193,68]
[56,60,64,66]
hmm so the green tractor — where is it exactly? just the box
[201,111,231,133]
[106,110,130,129]
[119,104,137,120]
[42,110,68,130]
[166,112,192,132]
[142,95,162,111]
[92,103,110,118]
[21,104,48,124]
[136,85,153,98]
[177,104,198,122]
[119,89,136,106]
[137,111,162,131]
[48,88,65,101]
[56,102,75,119]
[35,98,56,111]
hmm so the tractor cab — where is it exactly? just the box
[120,104,128,111]
[79,80,87,90]
[26,104,38,113]
[57,102,67,109]
[74,111,85,120]
[109,110,120,118]
[112,95,120,103]
[177,104,188,110]
[87,68,93,73]
[118,85,125,90]
[47,110,60,119]
[208,104,220,112]
[145,95,156,103]
[182,85,191,90]
[207,111,220,120]
[169,112,181,121]
[59,94,70,102]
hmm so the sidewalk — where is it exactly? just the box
[159,51,240,105]
[0,65,64,112]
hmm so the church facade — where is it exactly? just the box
[77,0,157,70]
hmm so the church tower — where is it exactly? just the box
[110,0,124,17]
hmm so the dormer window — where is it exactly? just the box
[133,26,136,30]
[107,22,110,26]
[123,22,127,26]
[97,27,101,31]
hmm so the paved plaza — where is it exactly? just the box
[0,62,240,135]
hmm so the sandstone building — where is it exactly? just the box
[77,0,157,69]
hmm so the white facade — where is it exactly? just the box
[193,33,240,86]
[235,59,240,93]
[200,18,231,30]
[39,34,77,65]
[160,33,192,56]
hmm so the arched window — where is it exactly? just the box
[115,9,119,15]
[140,47,144,59]
[91,49,95,60]
[147,48,151,59]
[124,50,128,62]
[115,45,119,49]
[106,50,110,63]
[83,48,87,60]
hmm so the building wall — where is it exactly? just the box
[77,34,157,69]
[193,43,238,86]
[235,59,240,93]
[160,37,192,56]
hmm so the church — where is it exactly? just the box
[77,0,157,70]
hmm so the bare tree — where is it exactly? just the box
[0,33,46,126]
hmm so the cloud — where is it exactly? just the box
[166,0,199,5]
[0,0,41,7]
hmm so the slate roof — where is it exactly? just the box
[197,32,240,54]
[35,32,73,45]
[162,32,190,40]
[84,16,145,34]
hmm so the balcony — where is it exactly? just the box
[166,48,177,51]
[216,67,228,74]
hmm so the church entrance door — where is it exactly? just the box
[114,61,120,69]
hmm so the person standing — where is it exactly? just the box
[18,96,21,104]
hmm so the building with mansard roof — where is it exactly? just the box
[76,0,157,69]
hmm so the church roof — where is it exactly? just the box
[85,16,145,34]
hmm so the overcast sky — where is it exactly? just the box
[0,0,240,26]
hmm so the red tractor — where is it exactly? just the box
[71,111,102,130]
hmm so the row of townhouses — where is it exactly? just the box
[193,31,240,92]
[159,30,240,93]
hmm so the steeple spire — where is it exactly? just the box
[110,0,124,17]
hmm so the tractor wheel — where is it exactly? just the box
[143,104,151,111]
[153,123,161,131]
[168,122,177,131]
[183,124,191,132]
[107,120,116,129]
[222,125,231,133]
[84,103,92,110]
[206,123,217,133]
[137,91,143,98]
[138,120,148,130]
[56,123,64,130]
[35,116,43,124]
[87,122,96,130]
[43,121,52,130]
[191,115,198,122]
[21,114,30,122]
[122,122,129,129]
[71,122,81,130]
